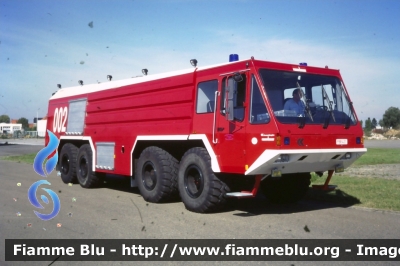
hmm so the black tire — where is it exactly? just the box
[260,173,311,204]
[76,144,102,188]
[178,147,230,213]
[59,143,78,184]
[136,146,179,202]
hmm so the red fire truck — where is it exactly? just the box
[46,55,366,213]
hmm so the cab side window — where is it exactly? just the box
[250,75,270,124]
[196,80,218,113]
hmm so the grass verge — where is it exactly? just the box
[308,174,400,211]
[0,153,36,164]
[353,148,400,165]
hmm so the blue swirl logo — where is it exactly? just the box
[28,130,61,221]
[33,130,59,177]
[28,180,60,220]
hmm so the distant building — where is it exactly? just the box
[38,116,47,137]
[0,123,22,134]
[33,117,43,123]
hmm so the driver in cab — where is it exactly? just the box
[284,88,305,115]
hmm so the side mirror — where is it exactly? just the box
[233,72,243,82]
[226,78,236,121]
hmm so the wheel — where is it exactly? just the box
[260,173,311,204]
[178,147,230,213]
[76,144,102,188]
[136,146,179,202]
[59,143,78,184]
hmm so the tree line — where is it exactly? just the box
[360,107,400,132]
[0,115,30,130]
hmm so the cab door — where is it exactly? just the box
[214,72,248,173]
[244,73,277,174]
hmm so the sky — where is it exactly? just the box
[1,0,399,123]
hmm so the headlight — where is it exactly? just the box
[340,153,352,160]
[275,154,290,163]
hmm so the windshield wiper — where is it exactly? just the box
[321,85,336,128]
[341,84,354,129]
[296,82,313,122]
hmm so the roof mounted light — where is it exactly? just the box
[142,69,148,76]
[299,62,307,66]
[229,54,239,62]
[107,75,112,81]
[78,80,84,86]
[190,59,197,67]
[57,84,61,89]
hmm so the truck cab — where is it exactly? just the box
[191,57,365,204]
[193,57,365,174]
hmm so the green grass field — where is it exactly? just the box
[308,148,400,211]
[309,174,400,211]
[353,148,400,165]
[2,147,400,211]
[1,153,36,164]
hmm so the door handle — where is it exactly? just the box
[212,91,220,144]
[217,127,224,131]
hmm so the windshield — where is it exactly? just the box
[259,69,357,127]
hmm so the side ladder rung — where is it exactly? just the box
[226,192,253,197]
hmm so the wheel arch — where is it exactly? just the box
[130,134,221,176]
[59,136,95,171]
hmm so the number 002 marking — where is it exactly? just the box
[53,107,68,133]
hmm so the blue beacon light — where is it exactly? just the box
[229,54,239,62]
